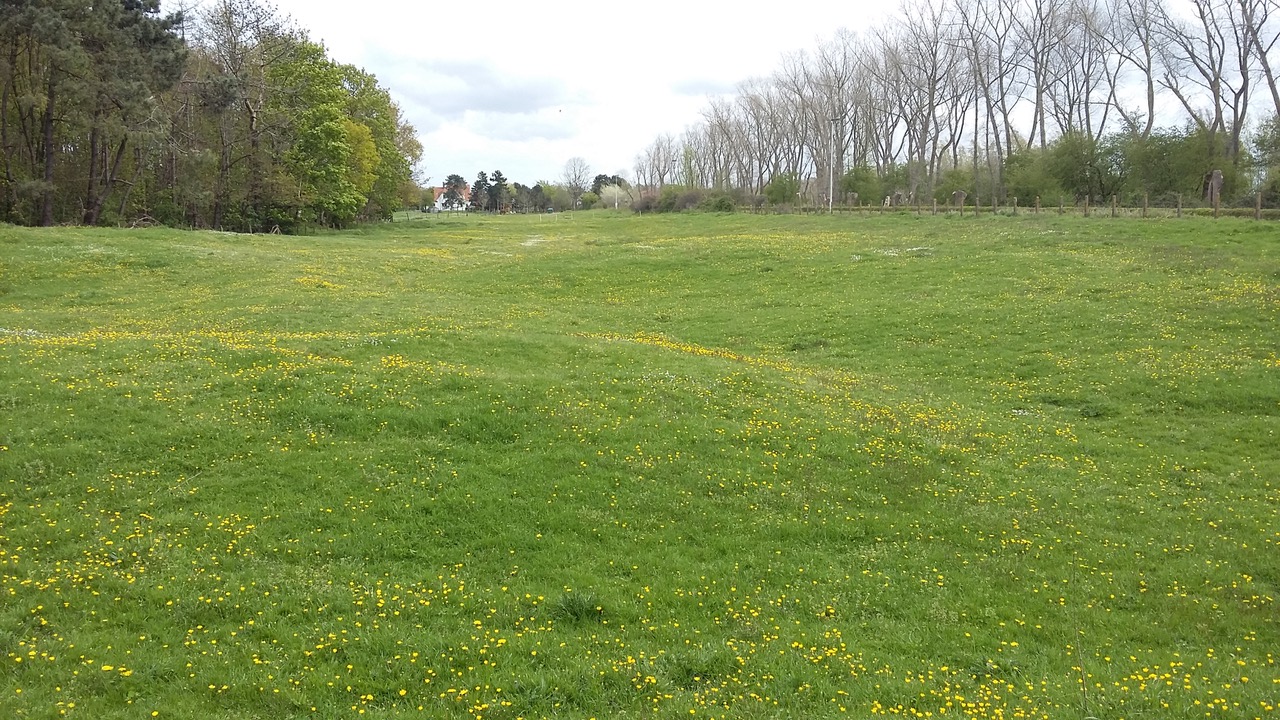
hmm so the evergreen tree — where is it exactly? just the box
[442,174,467,210]
[470,171,490,211]
[0,0,420,231]
[488,170,508,212]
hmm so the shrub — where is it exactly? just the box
[632,195,658,213]
[699,194,734,212]
[1003,148,1065,205]
[656,186,681,212]
[630,188,732,213]
[764,173,800,206]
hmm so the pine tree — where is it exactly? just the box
[488,170,508,213]
[470,171,490,212]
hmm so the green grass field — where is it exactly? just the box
[1,212,1277,719]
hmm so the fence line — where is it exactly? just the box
[744,193,1279,220]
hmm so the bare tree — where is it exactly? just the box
[1048,0,1124,141]
[1013,0,1069,149]
[1237,0,1280,117]
[628,0,1275,200]
[1154,0,1255,160]
[562,156,591,207]
[1104,0,1165,137]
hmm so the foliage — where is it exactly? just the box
[1254,117,1280,205]
[442,174,468,211]
[840,166,880,203]
[631,194,658,213]
[1114,125,1249,206]
[510,183,550,213]
[698,193,734,212]
[1042,133,1125,202]
[579,191,599,210]
[931,167,975,205]
[629,188,733,214]
[487,170,509,212]
[470,171,491,212]
[598,184,631,210]
[340,64,421,221]
[879,165,912,201]
[763,173,800,206]
[1002,148,1065,205]
[0,0,187,226]
[591,174,627,196]
[269,39,368,228]
[0,0,419,231]
[542,183,573,212]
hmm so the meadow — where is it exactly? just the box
[0,211,1277,719]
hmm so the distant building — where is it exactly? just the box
[431,183,470,211]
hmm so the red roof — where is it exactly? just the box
[433,183,470,201]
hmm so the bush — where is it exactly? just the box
[629,188,732,213]
[764,173,800,205]
[632,195,658,213]
[933,167,974,204]
[840,165,879,203]
[656,186,681,212]
[1003,148,1064,205]
[699,194,734,212]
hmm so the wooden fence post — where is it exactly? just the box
[1143,193,1148,219]
[1257,192,1263,220]
[1058,197,1064,215]
[1035,196,1041,214]
[1111,195,1117,217]
[1012,196,1019,215]
[1084,196,1090,217]
[975,195,980,216]
[1177,193,1182,218]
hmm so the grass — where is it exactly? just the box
[0,211,1277,719]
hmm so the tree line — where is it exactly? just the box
[432,160,630,213]
[0,0,422,231]
[633,0,1280,209]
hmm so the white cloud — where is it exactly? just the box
[256,0,894,184]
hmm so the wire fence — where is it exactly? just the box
[747,193,1280,220]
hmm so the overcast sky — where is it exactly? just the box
[252,0,895,187]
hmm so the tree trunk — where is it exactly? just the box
[86,136,128,225]
[1,52,14,216]
[83,114,101,225]
[118,147,146,219]
[40,73,56,227]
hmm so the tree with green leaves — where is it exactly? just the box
[0,0,186,225]
[340,64,421,220]
[442,174,467,210]
[764,173,800,205]
[0,0,421,231]
[470,171,490,212]
[267,38,368,227]
[78,0,187,225]
[487,170,509,212]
